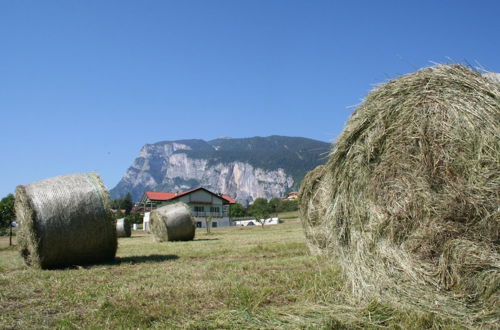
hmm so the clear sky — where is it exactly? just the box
[1,0,499,197]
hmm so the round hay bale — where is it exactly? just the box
[116,218,131,238]
[483,72,500,84]
[300,65,499,325]
[150,202,195,242]
[15,173,117,269]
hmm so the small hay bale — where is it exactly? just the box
[15,173,117,269]
[300,65,499,326]
[150,202,195,242]
[116,218,131,238]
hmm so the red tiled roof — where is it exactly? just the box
[222,195,236,204]
[173,187,200,199]
[145,191,176,201]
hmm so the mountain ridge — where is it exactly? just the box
[110,135,330,204]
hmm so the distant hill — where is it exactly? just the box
[109,135,331,204]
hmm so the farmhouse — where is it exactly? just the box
[283,191,299,201]
[140,187,236,229]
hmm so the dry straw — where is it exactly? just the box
[300,65,499,326]
[116,218,131,238]
[484,72,500,84]
[150,202,196,242]
[15,173,117,269]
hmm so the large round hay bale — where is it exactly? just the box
[116,218,131,238]
[15,173,117,269]
[300,65,499,325]
[150,202,195,242]
[484,72,500,84]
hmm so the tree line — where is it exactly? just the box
[0,194,15,235]
[110,192,143,224]
[229,197,299,218]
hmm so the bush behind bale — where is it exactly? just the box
[116,218,131,238]
[150,202,195,242]
[15,173,117,269]
[300,65,499,326]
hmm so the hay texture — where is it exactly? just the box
[300,65,499,325]
[484,72,500,84]
[15,173,117,269]
[150,202,195,242]
[116,218,131,238]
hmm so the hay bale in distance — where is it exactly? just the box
[150,202,195,242]
[116,218,131,238]
[15,173,117,269]
[300,65,499,325]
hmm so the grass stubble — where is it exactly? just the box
[0,217,462,329]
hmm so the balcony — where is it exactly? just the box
[192,211,227,218]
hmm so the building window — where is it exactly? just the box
[194,206,204,212]
[210,206,220,213]
[212,222,218,228]
[196,222,202,228]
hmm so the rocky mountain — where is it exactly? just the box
[109,136,331,204]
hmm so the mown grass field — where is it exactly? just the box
[0,217,460,329]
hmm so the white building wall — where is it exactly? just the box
[145,189,234,230]
[143,212,151,231]
[189,190,214,203]
[234,217,279,226]
[177,195,191,204]
[194,216,232,228]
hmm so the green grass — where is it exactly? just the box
[276,210,300,220]
[0,222,459,329]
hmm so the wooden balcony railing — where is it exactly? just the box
[192,211,228,218]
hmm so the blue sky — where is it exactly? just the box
[1,0,499,197]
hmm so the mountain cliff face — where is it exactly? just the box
[109,136,330,204]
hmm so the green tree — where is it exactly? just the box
[229,203,245,217]
[281,199,299,212]
[111,198,122,210]
[268,197,282,216]
[122,192,133,215]
[0,194,15,234]
[125,212,143,224]
[248,198,270,228]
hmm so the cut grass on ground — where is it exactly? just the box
[277,210,300,220]
[0,222,461,329]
